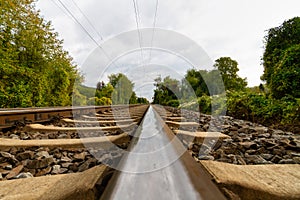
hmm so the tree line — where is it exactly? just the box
[77,73,149,106]
[153,16,300,129]
[0,0,148,108]
[0,0,79,107]
[153,56,247,105]
[0,0,298,130]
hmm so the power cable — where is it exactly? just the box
[50,0,76,23]
[132,0,144,66]
[69,0,103,40]
[149,0,159,63]
[53,0,117,68]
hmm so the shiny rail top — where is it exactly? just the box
[101,106,225,200]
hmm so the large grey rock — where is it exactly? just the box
[260,154,273,161]
[0,151,19,165]
[36,151,50,158]
[16,151,34,160]
[245,155,269,164]
[26,157,54,169]
[271,155,282,163]
[239,141,258,149]
[60,156,72,163]
[279,159,296,164]
[198,155,214,160]
[78,158,97,172]
[73,152,86,161]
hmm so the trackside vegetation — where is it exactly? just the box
[153,17,300,130]
[0,1,147,107]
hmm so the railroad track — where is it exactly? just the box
[0,105,299,199]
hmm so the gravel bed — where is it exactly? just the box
[0,118,132,181]
[0,144,127,181]
[165,107,300,165]
[0,120,124,140]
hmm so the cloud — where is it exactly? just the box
[37,0,300,95]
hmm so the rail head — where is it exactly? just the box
[100,105,226,200]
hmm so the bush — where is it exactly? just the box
[98,97,112,105]
[87,97,112,106]
[197,95,211,114]
[166,100,180,107]
[226,91,300,127]
[181,91,299,130]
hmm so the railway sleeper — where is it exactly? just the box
[25,123,138,132]
[0,133,130,151]
[0,164,114,200]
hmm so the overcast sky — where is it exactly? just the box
[36,0,300,99]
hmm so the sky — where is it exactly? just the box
[36,0,300,100]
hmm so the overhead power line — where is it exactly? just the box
[53,0,117,68]
[69,0,103,40]
[50,0,76,22]
[132,0,144,66]
[149,0,159,63]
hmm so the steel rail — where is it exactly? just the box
[0,104,145,129]
[100,105,225,199]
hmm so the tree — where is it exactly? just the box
[183,68,225,97]
[202,69,224,95]
[184,69,209,97]
[269,44,300,98]
[152,76,181,105]
[262,17,300,98]
[95,82,114,99]
[0,0,79,107]
[137,97,149,104]
[213,57,247,91]
[109,73,136,104]
[129,92,138,104]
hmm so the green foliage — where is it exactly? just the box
[213,57,247,91]
[137,97,149,104]
[184,69,209,97]
[72,89,87,106]
[226,91,300,126]
[269,44,300,99]
[110,74,135,104]
[87,97,112,106]
[77,85,96,99]
[95,83,114,99]
[77,74,141,106]
[197,95,212,114]
[0,0,79,107]
[129,92,138,104]
[181,89,299,129]
[262,17,300,98]
[182,57,246,99]
[153,76,181,106]
[98,97,112,105]
[166,99,180,107]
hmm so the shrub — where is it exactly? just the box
[166,100,180,107]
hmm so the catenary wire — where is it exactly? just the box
[69,0,103,40]
[148,0,159,63]
[132,0,144,66]
[54,0,117,68]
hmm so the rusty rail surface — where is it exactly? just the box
[0,105,143,129]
